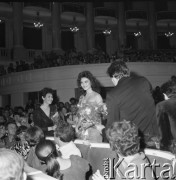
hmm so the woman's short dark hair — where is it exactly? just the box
[25,126,44,146]
[40,87,54,98]
[107,60,130,78]
[77,71,100,92]
[55,124,76,142]
[106,120,140,156]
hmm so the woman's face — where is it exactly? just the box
[42,93,53,105]
[81,77,92,91]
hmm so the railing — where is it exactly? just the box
[61,2,85,15]
[26,49,49,61]
[94,7,116,18]
[126,10,148,20]
[23,2,51,9]
[157,11,176,21]
[0,48,11,61]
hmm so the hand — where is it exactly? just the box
[92,170,105,180]
[96,124,105,133]
[52,124,57,131]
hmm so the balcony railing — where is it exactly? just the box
[94,7,116,18]
[126,10,148,21]
[0,48,11,61]
[61,3,85,15]
[23,2,51,9]
[157,11,176,21]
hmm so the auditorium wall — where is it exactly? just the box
[0,62,176,107]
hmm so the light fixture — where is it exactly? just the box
[34,12,43,28]
[134,22,142,37]
[134,31,142,37]
[165,23,174,37]
[165,31,174,37]
[70,26,79,33]
[103,29,111,35]
[103,20,111,36]
[70,16,79,33]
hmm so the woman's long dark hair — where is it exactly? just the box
[35,139,63,180]
[77,71,101,95]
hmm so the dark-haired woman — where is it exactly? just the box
[33,87,57,136]
[76,71,106,142]
[35,139,89,180]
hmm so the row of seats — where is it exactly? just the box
[74,140,176,180]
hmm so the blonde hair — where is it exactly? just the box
[0,148,24,180]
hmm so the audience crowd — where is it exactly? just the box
[1,48,176,76]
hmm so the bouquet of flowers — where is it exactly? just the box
[76,102,107,139]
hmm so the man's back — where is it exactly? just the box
[106,76,158,136]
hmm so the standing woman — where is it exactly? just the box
[33,87,57,136]
[76,71,106,142]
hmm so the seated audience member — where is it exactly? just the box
[54,123,81,159]
[13,112,21,127]
[93,120,156,180]
[0,122,6,148]
[0,148,27,180]
[4,121,17,149]
[25,126,46,172]
[20,115,30,128]
[156,77,176,149]
[35,139,90,180]
[67,104,78,126]
[12,125,30,160]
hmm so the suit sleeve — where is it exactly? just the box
[106,92,120,129]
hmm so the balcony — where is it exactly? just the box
[94,7,117,25]
[157,11,176,22]
[61,3,85,15]
[23,2,51,10]
[126,10,148,21]
[94,7,116,18]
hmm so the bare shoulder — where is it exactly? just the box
[93,91,103,104]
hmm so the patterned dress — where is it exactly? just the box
[76,95,105,142]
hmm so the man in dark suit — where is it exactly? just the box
[105,60,158,137]
[156,78,176,149]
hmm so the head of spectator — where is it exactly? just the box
[40,87,54,106]
[107,59,130,86]
[20,115,30,128]
[106,120,140,157]
[0,122,6,139]
[6,121,17,137]
[0,148,27,180]
[54,123,75,145]
[35,139,63,179]
[69,97,77,105]
[25,126,44,147]
[0,114,6,123]
[58,102,64,110]
[70,104,78,115]
[64,102,70,112]
[16,125,28,142]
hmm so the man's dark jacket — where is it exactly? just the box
[156,94,176,146]
[106,75,158,136]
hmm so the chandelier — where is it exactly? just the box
[134,22,142,37]
[34,12,43,28]
[134,31,142,37]
[70,26,79,33]
[165,31,174,37]
[70,16,79,33]
[103,20,111,36]
[165,23,174,37]
[103,29,111,35]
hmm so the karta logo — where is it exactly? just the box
[103,158,176,179]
